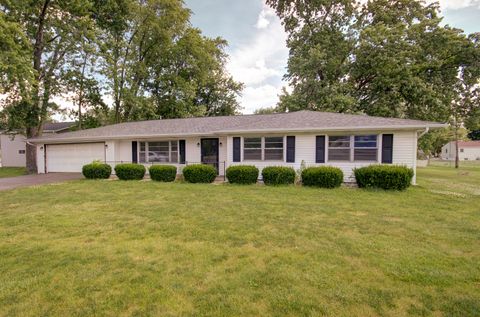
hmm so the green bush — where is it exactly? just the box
[182,164,217,183]
[354,165,414,190]
[261,166,296,186]
[149,165,177,182]
[301,166,343,188]
[226,165,259,184]
[114,163,146,180]
[82,162,112,179]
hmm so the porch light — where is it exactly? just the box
[197,142,200,147]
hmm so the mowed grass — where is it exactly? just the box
[0,166,479,316]
[0,167,27,178]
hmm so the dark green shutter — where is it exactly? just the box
[316,136,326,163]
[233,137,241,162]
[286,136,295,163]
[132,141,138,163]
[382,134,393,163]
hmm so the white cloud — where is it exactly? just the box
[240,84,280,114]
[255,6,276,29]
[228,3,288,113]
[435,0,480,9]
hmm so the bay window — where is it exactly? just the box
[243,136,284,161]
[139,141,179,163]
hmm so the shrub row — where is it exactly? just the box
[354,165,414,190]
[182,164,217,183]
[82,162,112,179]
[82,162,414,190]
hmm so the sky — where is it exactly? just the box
[185,0,480,114]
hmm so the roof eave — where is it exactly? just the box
[27,123,447,144]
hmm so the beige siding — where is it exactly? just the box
[0,134,26,167]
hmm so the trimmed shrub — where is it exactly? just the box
[354,165,414,190]
[261,166,296,186]
[114,163,146,180]
[149,165,177,182]
[82,162,112,179]
[182,164,217,183]
[226,165,259,184]
[301,166,343,188]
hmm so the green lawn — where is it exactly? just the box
[0,167,27,178]
[0,166,479,316]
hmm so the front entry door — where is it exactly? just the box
[201,138,219,174]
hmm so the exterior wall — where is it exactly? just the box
[37,144,45,173]
[113,136,228,175]
[0,134,27,167]
[35,131,418,182]
[226,130,418,183]
[441,142,480,161]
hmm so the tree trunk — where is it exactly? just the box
[26,127,38,174]
[26,0,51,174]
[454,122,459,169]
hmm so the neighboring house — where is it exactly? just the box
[28,111,445,183]
[0,122,76,167]
[441,141,480,161]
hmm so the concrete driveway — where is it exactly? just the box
[0,173,83,191]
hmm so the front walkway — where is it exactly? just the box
[0,173,83,191]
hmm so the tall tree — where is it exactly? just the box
[1,0,95,172]
[266,0,356,113]
[267,0,480,124]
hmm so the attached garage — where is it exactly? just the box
[45,143,105,173]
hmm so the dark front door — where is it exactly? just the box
[201,138,219,174]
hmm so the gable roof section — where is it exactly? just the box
[458,141,480,148]
[29,111,446,143]
[42,122,76,133]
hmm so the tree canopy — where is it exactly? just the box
[0,0,243,172]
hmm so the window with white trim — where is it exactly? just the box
[327,135,378,162]
[328,136,350,161]
[354,135,378,161]
[243,136,284,161]
[139,141,178,163]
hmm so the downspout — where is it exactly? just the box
[418,127,429,139]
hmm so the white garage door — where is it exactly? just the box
[46,143,105,172]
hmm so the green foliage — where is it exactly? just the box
[301,166,344,188]
[182,164,217,183]
[254,107,279,115]
[226,165,259,185]
[149,165,177,182]
[354,165,414,190]
[266,0,480,124]
[261,166,296,186]
[82,162,112,179]
[114,163,146,180]
[468,130,480,141]
[418,127,469,157]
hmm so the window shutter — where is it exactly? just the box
[382,134,393,164]
[286,136,295,163]
[179,140,186,164]
[132,141,138,163]
[233,137,241,162]
[316,136,326,163]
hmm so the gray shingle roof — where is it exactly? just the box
[29,111,446,143]
[42,122,76,132]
